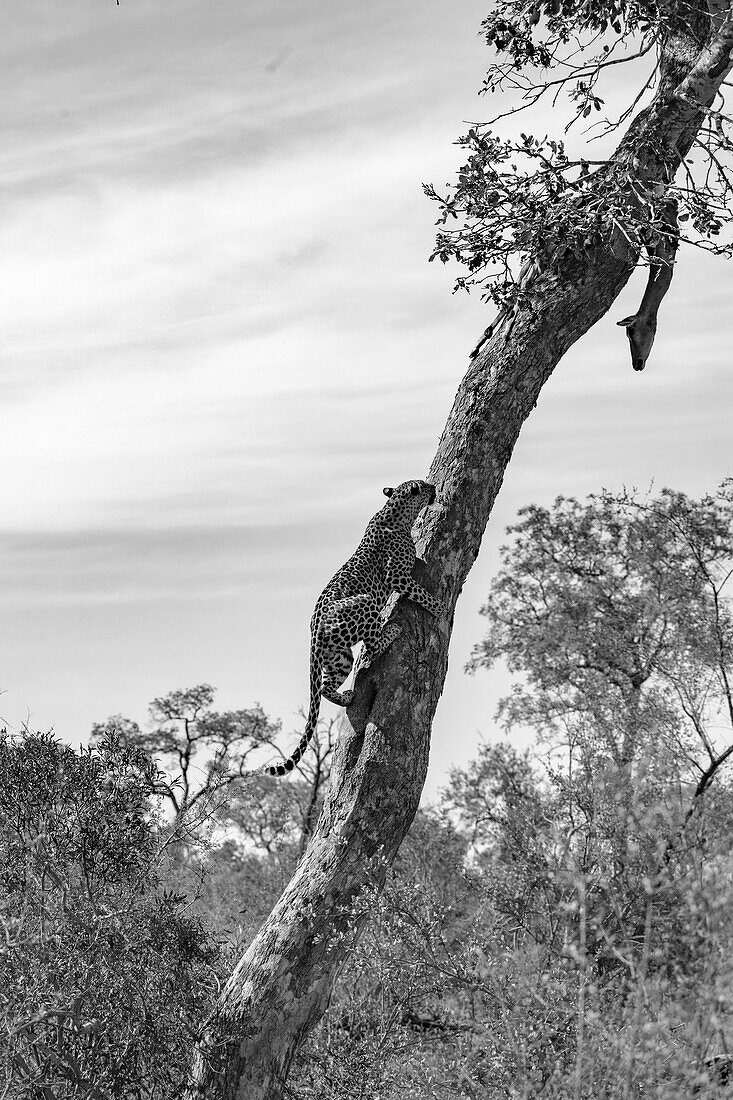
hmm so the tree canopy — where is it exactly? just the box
[427,0,733,316]
[469,483,733,788]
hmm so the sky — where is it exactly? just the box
[2,0,732,799]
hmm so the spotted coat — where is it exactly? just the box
[266,479,442,776]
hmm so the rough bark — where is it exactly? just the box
[186,8,733,1098]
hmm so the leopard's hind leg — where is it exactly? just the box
[321,595,402,706]
[320,594,381,705]
[321,643,355,706]
[360,618,402,664]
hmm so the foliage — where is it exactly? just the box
[0,691,335,1095]
[90,686,336,961]
[283,484,733,1098]
[186,716,336,954]
[0,731,221,1099]
[424,0,733,305]
[287,774,733,1098]
[12,482,733,1096]
[287,809,480,1100]
[468,483,733,788]
[91,684,281,818]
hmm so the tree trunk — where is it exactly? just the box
[186,9,733,1098]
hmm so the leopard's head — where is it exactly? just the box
[381,479,437,525]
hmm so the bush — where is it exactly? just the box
[0,730,221,1099]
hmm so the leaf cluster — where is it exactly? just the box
[425,0,733,306]
[481,1,660,72]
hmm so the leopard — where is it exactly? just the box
[265,479,442,776]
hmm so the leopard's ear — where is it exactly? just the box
[383,487,394,497]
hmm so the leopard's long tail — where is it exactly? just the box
[265,645,322,777]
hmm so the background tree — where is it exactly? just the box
[90,690,335,952]
[457,483,733,1094]
[188,5,733,1096]
[0,730,221,1099]
[92,685,280,822]
[193,718,336,954]
[232,715,337,856]
[468,483,733,808]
